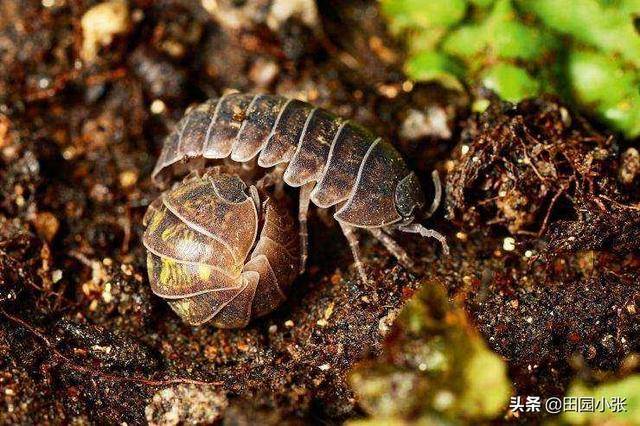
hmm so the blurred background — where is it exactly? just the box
[0,0,639,424]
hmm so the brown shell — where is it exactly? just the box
[151,93,426,229]
[143,172,299,327]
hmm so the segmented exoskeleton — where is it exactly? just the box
[143,171,299,327]
[150,93,448,285]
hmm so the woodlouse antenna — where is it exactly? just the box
[426,170,442,219]
[398,223,450,256]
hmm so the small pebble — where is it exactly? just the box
[377,84,399,99]
[503,237,516,252]
[249,58,279,88]
[267,0,320,31]
[119,170,138,188]
[400,107,451,140]
[81,0,130,61]
[120,263,134,276]
[150,99,166,114]
[102,282,113,303]
[402,81,414,92]
[89,299,99,311]
[33,212,59,243]
[619,147,639,185]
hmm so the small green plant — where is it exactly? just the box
[348,282,512,424]
[382,0,640,138]
[561,374,640,424]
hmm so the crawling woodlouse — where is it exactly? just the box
[144,92,447,326]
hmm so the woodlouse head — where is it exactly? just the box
[142,171,299,327]
[395,172,427,221]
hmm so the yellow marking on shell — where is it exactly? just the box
[159,257,178,285]
[160,226,174,242]
[161,223,184,242]
[183,229,197,245]
[198,263,212,281]
[170,299,191,318]
[146,208,164,234]
[230,262,243,277]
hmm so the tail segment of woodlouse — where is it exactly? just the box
[149,92,446,287]
[143,171,299,327]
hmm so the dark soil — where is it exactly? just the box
[0,0,638,425]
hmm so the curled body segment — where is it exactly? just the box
[143,172,299,327]
[152,93,425,228]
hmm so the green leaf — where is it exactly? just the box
[381,0,469,32]
[442,25,487,59]
[348,282,512,424]
[459,338,512,418]
[521,0,640,68]
[488,21,549,60]
[470,0,496,8]
[562,375,640,424]
[485,0,554,60]
[405,51,465,90]
[481,63,541,101]
[567,50,640,137]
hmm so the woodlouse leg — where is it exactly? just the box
[256,164,287,198]
[249,185,261,217]
[398,223,450,255]
[298,182,314,273]
[183,163,209,181]
[201,166,223,180]
[369,228,416,271]
[338,222,369,284]
[273,164,286,198]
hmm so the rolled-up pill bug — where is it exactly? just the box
[145,93,448,325]
[143,170,299,327]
